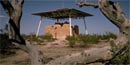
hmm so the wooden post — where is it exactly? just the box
[83,17,88,34]
[36,17,42,37]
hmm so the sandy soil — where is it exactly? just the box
[0,40,109,65]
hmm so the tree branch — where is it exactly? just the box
[8,19,25,45]
[76,2,98,8]
[10,0,24,9]
[11,0,17,8]
[98,0,129,28]
[18,0,24,7]
[0,0,14,17]
[114,2,127,23]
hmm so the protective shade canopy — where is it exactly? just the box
[32,8,93,19]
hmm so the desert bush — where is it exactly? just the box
[109,41,130,64]
[22,34,41,42]
[24,34,42,44]
[77,34,100,47]
[79,34,99,44]
[66,34,100,48]
[66,32,117,48]
[100,32,117,40]
[66,36,78,48]
[0,33,14,55]
[40,34,55,42]
[22,34,30,40]
[22,34,55,44]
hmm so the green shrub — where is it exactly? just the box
[66,34,100,48]
[78,34,100,47]
[78,34,90,47]
[27,34,43,44]
[0,33,13,55]
[66,32,117,48]
[22,34,55,44]
[100,32,117,40]
[22,34,30,40]
[0,33,11,49]
[40,34,55,42]
[66,36,78,48]
[109,42,130,64]
[30,34,37,41]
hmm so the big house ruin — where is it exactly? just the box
[32,8,93,40]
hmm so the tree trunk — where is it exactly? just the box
[45,46,112,65]
[0,0,44,65]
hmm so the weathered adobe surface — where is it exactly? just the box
[45,22,79,40]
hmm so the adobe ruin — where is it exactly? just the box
[45,22,79,39]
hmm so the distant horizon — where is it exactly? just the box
[0,0,129,35]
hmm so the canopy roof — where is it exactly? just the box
[32,8,93,19]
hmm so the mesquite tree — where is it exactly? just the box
[1,0,130,65]
[0,0,44,65]
[77,0,130,45]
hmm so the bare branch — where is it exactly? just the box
[114,2,126,22]
[18,0,24,7]
[76,2,98,8]
[11,0,17,8]
[10,0,24,10]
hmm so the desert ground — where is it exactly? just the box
[0,40,109,65]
